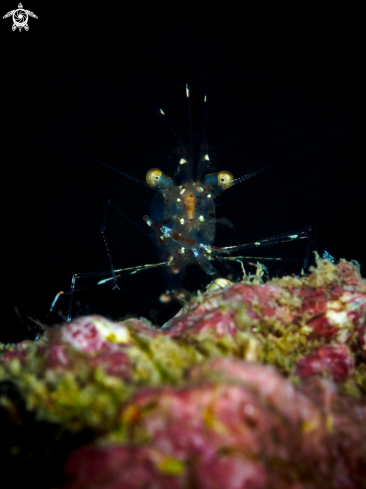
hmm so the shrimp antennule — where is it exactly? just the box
[229,139,331,190]
[23,132,162,192]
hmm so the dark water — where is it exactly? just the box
[2,6,364,341]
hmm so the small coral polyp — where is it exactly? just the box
[1,258,366,487]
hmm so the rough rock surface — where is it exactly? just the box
[1,259,366,488]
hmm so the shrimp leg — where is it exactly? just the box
[210,225,334,271]
[48,261,170,321]
[101,198,167,290]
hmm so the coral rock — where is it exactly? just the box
[1,259,366,488]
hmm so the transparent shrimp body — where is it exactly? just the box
[45,86,335,321]
[145,142,234,274]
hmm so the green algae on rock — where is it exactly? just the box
[1,259,366,488]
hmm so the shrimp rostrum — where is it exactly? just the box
[48,86,334,321]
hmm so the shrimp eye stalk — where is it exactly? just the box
[146,168,173,189]
[202,171,234,191]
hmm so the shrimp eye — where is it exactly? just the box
[146,168,162,185]
[218,171,234,188]
[202,171,234,190]
[146,168,173,189]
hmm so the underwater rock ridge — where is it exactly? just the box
[1,259,366,488]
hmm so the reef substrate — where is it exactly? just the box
[1,259,366,488]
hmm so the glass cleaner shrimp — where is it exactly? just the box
[46,84,334,321]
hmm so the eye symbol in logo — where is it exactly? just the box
[3,3,38,31]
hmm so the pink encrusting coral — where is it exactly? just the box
[163,259,366,383]
[165,260,366,347]
[1,259,366,488]
[295,344,354,381]
[64,360,366,489]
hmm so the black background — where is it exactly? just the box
[2,4,365,341]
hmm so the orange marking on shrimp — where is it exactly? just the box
[171,231,197,246]
[183,190,196,220]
